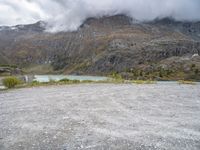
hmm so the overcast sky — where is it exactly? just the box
[0,0,200,32]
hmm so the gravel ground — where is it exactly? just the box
[0,83,200,150]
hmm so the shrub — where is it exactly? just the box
[59,78,71,82]
[3,77,21,88]
[49,79,56,84]
[0,64,18,68]
[191,64,196,69]
[30,81,41,86]
[81,80,93,83]
[111,72,122,79]
[195,69,199,75]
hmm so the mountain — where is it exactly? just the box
[0,15,200,80]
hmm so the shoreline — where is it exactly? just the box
[0,80,199,91]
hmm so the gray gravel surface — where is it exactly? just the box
[0,83,200,150]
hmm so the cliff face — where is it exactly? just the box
[0,15,200,79]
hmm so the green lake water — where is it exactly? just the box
[33,75,109,82]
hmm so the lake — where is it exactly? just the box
[33,75,109,82]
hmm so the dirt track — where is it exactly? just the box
[0,83,200,150]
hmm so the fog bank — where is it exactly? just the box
[0,0,200,32]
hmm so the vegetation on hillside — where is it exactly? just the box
[0,64,18,68]
[1,15,200,82]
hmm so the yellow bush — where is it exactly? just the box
[3,77,21,88]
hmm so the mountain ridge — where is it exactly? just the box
[0,15,200,80]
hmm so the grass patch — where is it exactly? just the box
[27,78,82,87]
[81,80,94,83]
[59,78,81,84]
[178,80,196,85]
[132,80,157,84]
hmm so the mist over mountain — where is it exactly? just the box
[1,0,200,32]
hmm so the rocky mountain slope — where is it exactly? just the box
[0,15,200,80]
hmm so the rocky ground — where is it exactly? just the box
[0,83,200,150]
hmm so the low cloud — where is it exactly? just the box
[0,0,200,32]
